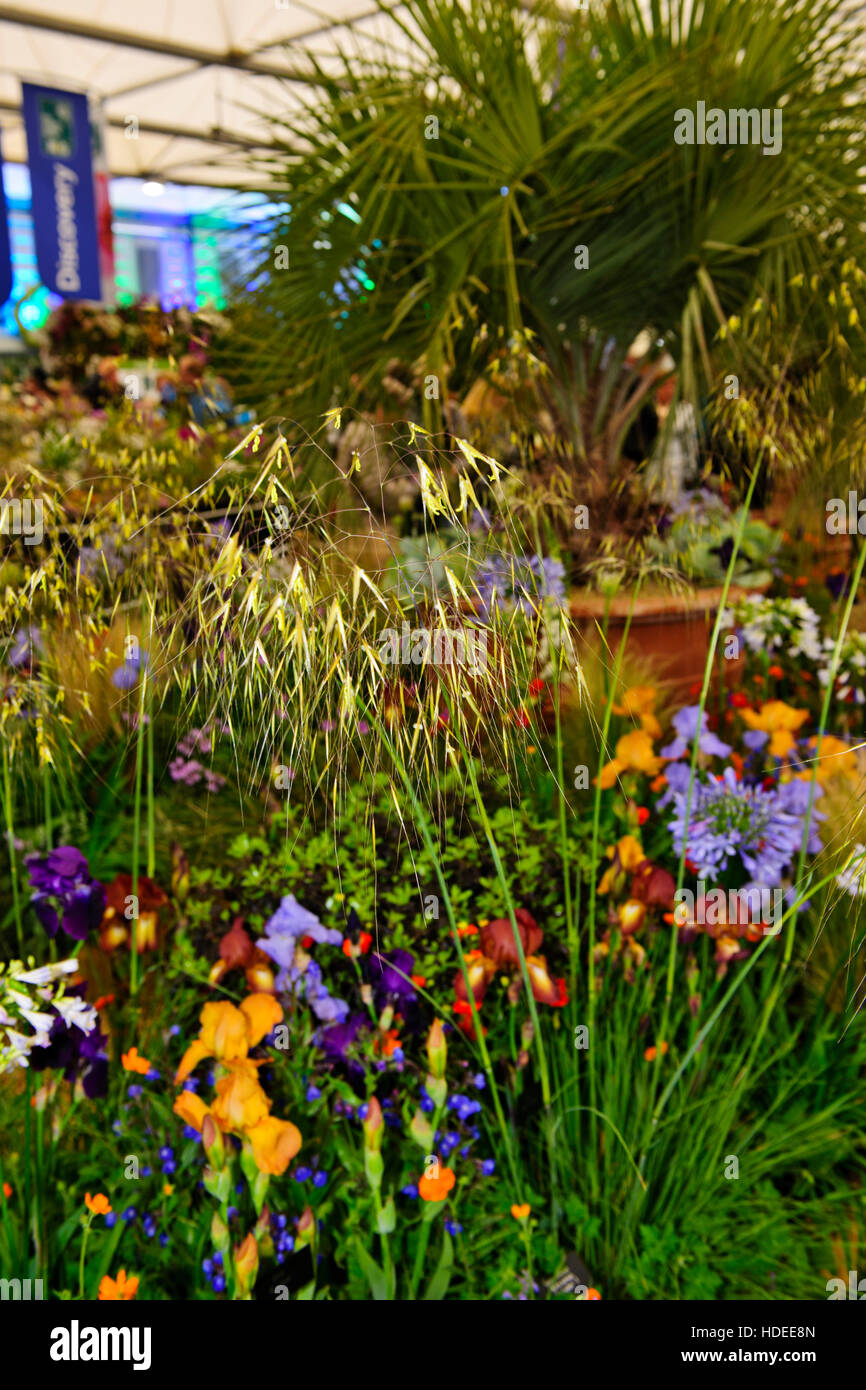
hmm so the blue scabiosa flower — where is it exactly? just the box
[305,1084,322,1102]
[481,1159,496,1176]
[312,1170,328,1188]
[295,1166,312,1182]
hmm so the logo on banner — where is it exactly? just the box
[36,97,76,158]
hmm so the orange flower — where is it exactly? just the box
[597,729,663,789]
[175,994,284,1084]
[741,701,809,758]
[240,993,283,1046]
[163,1183,174,1196]
[246,1115,303,1175]
[644,1042,669,1062]
[510,1203,531,1220]
[598,835,645,894]
[342,931,372,958]
[98,1268,139,1301]
[1,1182,11,1201]
[85,1192,112,1216]
[612,685,662,739]
[525,954,568,1006]
[121,1046,151,1075]
[211,1061,271,1132]
[173,1089,211,1133]
[617,899,646,935]
[768,664,784,679]
[373,1028,402,1057]
[93,993,115,1011]
[418,1164,456,1202]
[411,974,427,987]
[799,735,858,786]
[457,922,479,937]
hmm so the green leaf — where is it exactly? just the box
[353,1238,389,1301]
[422,1230,454,1301]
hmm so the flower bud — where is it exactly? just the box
[233,1232,259,1298]
[426,1019,447,1080]
[424,1073,446,1109]
[202,1112,225,1170]
[363,1096,383,1152]
[211,1210,230,1256]
[255,1205,274,1259]
[409,1107,434,1151]
[295,1205,315,1251]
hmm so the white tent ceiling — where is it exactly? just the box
[0,1,412,188]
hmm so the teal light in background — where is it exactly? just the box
[336,201,362,225]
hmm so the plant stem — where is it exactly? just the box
[78,1213,92,1299]
[2,745,22,953]
[130,667,147,998]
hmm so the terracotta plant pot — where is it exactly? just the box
[570,584,760,696]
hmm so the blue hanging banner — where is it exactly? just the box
[21,82,101,301]
[0,134,11,309]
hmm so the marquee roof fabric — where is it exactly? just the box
[0,1,411,187]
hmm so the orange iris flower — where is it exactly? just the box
[175,995,283,1084]
[173,1089,211,1133]
[740,701,809,758]
[246,1116,303,1175]
[211,1060,271,1132]
[612,685,662,739]
[597,729,663,789]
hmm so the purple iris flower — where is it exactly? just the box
[28,987,109,1099]
[661,705,732,761]
[257,894,343,991]
[369,949,416,1005]
[27,846,106,941]
[317,1013,368,1071]
[743,729,769,752]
